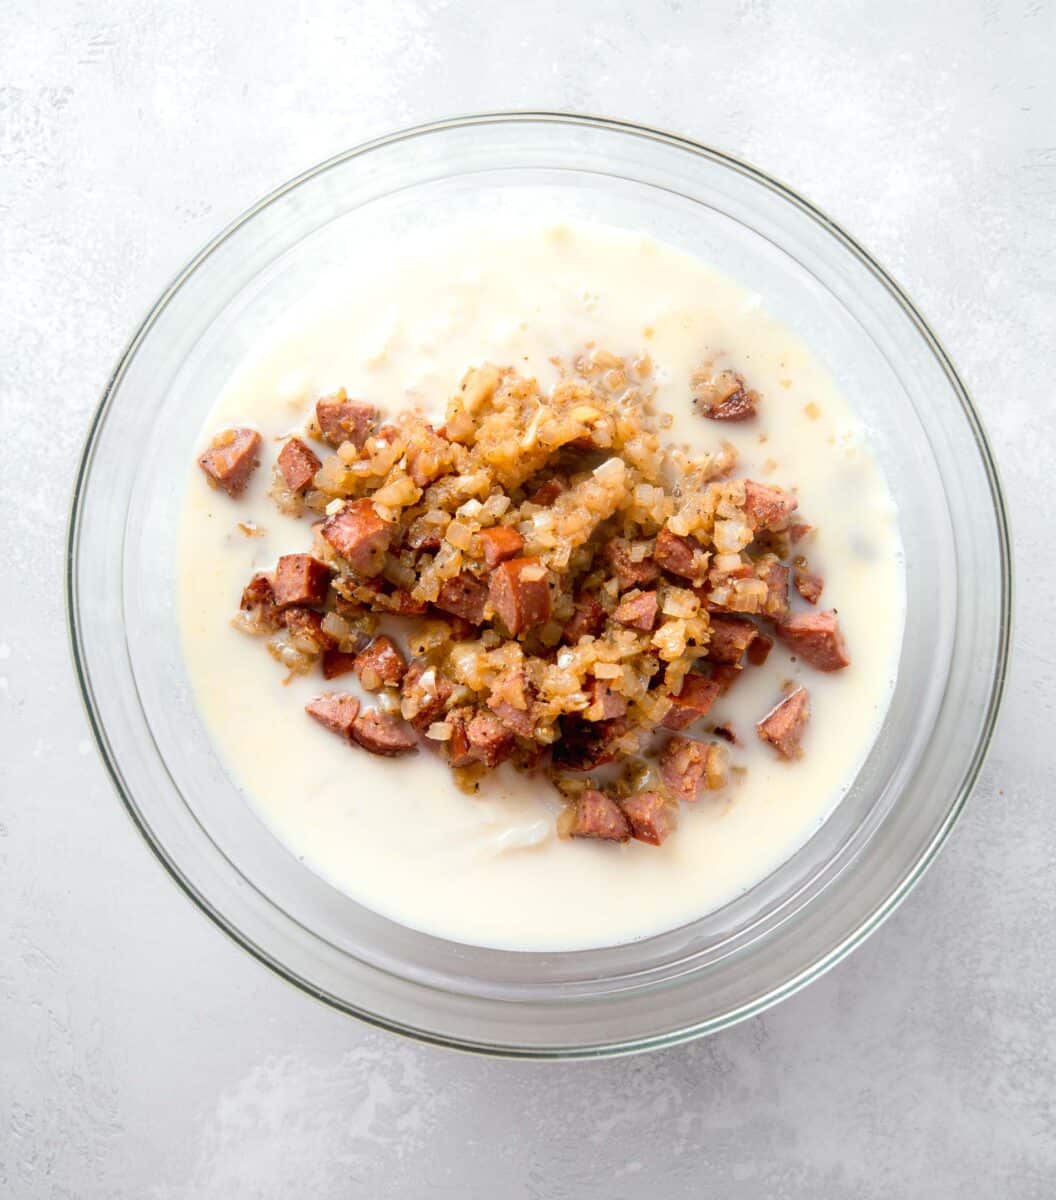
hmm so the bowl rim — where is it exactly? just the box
[66,111,1013,1058]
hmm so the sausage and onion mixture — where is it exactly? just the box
[197,350,848,848]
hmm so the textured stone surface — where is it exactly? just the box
[2,1,1053,1195]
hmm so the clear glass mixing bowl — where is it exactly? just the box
[67,114,1011,1057]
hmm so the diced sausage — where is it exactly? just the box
[793,561,824,604]
[585,678,628,721]
[613,591,658,631]
[277,437,321,493]
[401,662,454,731]
[693,369,757,422]
[655,528,706,581]
[321,648,361,680]
[757,686,811,759]
[488,700,534,737]
[353,634,407,690]
[660,736,727,802]
[305,692,360,738]
[742,480,798,532]
[315,392,376,448]
[321,499,394,576]
[568,790,631,843]
[435,572,488,625]
[551,715,626,771]
[745,630,774,666]
[705,614,759,665]
[479,525,525,568]
[561,592,607,644]
[488,557,552,635]
[445,708,476,767]
[283,606,334,654]
[198,427,261,497]
[755,555,790,620]
[273,554,331,608]
[776,609,850,671]
[619,791,678,846]
[351,708,418,756]
[602,538,660,591]
[661,674,721,730]
[466,710,516,768]
[527,476,567,506]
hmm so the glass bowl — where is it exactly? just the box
[67,114,1011,1058]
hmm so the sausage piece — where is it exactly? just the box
[353,635,407,690]
[321,499,394,576]
[466,710,516,768]
[693,370,758,422]
[776,609,850,672]
[273,554,331,608]
[613,591,658,632]
[561,592,607,645]
[705,614,759,665]
[277,437,322,493]
[620,791,678,846]
[757,686,811,759]
[659,736,727,802]
[198,427,261,497]
[654,528,706,581]
[585,678,628,721]
[488,557,552,635]
[321,648,361,680]
[661,674,722,730]
[435,572,488,625]
[742,480,798,532]
[351,708,418,756]
[601,538,660,591]
[479,525,526,568]
[305,692,360,738]
[315,392,376,448]
[568,790,631,843]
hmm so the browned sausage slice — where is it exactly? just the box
[316,392,376,448]
[757,686,811,758]
[198,427,261,497]
[479,525,526,568]
[435,573,488,625]
[620,791,678,845]
[662,674,722,730]
[776,609,850,671]
[613,591,658,632]
[705,614,759,665]
[273,554,331,608]
[351,708,418,756]
[488,557,551,635]
[277,437,322,492]
[742,480,798,532]
[321,499,394,576]
[353,635,407,690]
[568,790,631,842]
[305,692,360,738]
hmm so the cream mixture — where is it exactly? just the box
[177,221,904,951]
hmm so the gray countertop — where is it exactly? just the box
[3,1,1053,1195]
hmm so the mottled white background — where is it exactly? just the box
[2,1,1053,1195]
